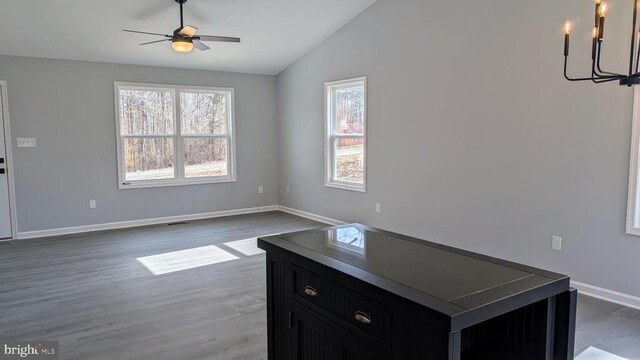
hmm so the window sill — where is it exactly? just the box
[625,225,640,237]
[119,177,236,190]
[325,181,366,193]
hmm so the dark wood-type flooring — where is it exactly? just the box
[0,211,638,359]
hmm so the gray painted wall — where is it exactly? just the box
[277,0,640,296]
[0,55,278,232]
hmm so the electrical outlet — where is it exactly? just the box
[17,138,37,148]
[89,199,97,209]
[552,236,562,251]
[376,203,381,213]
[286,187,290,194]
[258,186,264,194]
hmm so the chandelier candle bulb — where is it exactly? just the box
[564,21,572,56]
[592,27,598,60]
[598,2,608,40]
[599,2,609,17]
[564,21,573,35]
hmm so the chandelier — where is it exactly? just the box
[564,0,640,86]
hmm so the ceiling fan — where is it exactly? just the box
[123,0,240,53]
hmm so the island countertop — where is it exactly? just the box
[258,223,570,331]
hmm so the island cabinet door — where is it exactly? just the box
[267,254,294,360]
[291,303,390,360]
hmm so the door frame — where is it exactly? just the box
[0,80,18,240]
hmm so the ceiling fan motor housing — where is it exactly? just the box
[173,28,191,40]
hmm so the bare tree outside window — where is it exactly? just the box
[325,78,367,192]
[119,89,175,181]
[115,83,235,188]
[181,92,230,177]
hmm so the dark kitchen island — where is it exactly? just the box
[258,224,576,360]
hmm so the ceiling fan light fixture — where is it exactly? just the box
[124,0,240,53]
[172,38,193,53]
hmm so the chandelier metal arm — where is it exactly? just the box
[635,38,640,74]
[629,0,640,76]
[593,76,624,83]
[564,57,591,81]
[591,55,609,81]
[595,41,625,77]
[564,56,619,82]
[563,0,640,86]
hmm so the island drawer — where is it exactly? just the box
[292,265,392,347]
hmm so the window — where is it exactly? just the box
[115,82,235,189]
[327,227,366,256]
[627,88,640,235]
[325,77,367,192]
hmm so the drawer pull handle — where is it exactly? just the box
[355,311,372,324]
[304,286,318,297]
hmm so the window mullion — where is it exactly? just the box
[332,136,343,183]
[121,134,175,138]
[332,134,365,139]
[175,89,184,180]
[226,135,232,177]
[226,91,233,178]
[331,88,337,136]
[332,137,337,182]
[181,134,228,138]
[330,90,337,182]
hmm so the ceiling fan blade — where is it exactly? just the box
[197,35,241,43]
[123,29,171,37]
[193,40,210,51]
[140,39,172,46]
[179,25,198,37]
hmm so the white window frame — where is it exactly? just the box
[114,82,236,190]
[627,88,640,235]
[324,77,367,192]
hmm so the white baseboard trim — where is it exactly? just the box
[571,280,640,311]
[17,205,279,240]
[273,207,640,311]
[277,205,344,225]
[16,204,640,311]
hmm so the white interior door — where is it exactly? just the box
[0,90,12,239]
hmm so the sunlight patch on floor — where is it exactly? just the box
[136,236,273,275]
[224,238,266,256]
[137,244,239,275]
[576,347,629,360]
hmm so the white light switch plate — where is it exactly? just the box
[552,236,562,251]
[17,138,37,148]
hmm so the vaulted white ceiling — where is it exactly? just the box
[0,0,376,75]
